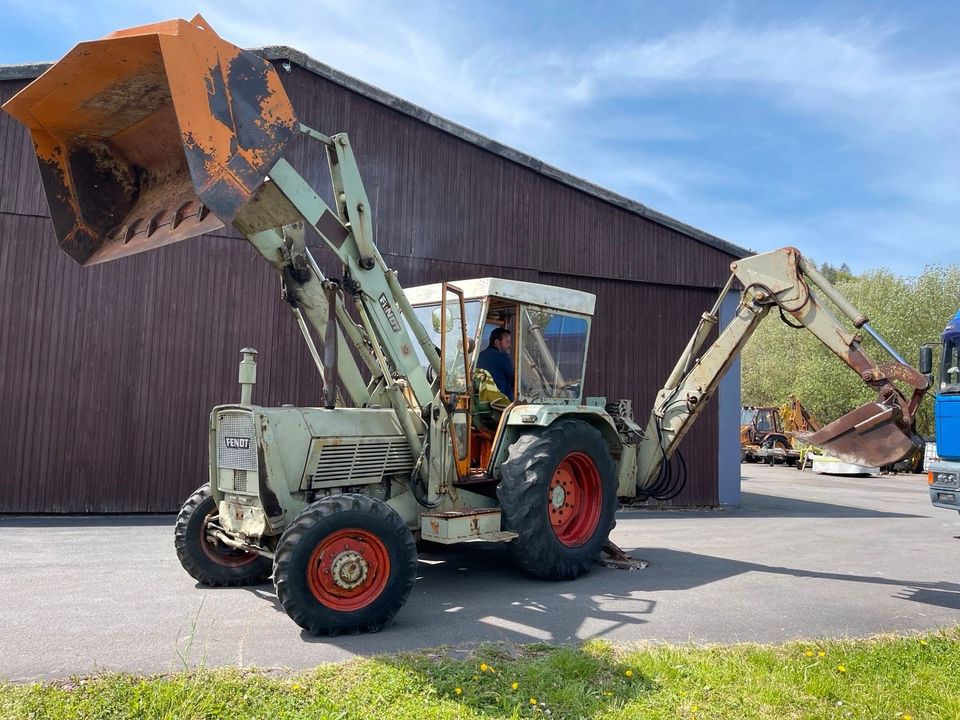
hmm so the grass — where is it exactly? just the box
[2,629,958,719]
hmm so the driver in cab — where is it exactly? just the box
[477,327,515,401]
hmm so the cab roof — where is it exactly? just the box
[404,277,596,316]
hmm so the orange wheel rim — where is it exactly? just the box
[548,452,602,547]
[306,529,391,611]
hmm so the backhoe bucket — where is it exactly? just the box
[799,401,921,467]
[2,15,297,265]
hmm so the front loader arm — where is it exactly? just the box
[1,16,443,476]
[635,247,928,489]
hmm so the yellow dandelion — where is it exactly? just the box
[920,639,928,646]
[902,714,913,720]
[692,705,699,712]
[480,663,488,672]
[454,687,462,695]
[817,650,825,657]
[530,698,538,705]
[625,669,634,677]
[837,664,847,673]
[804,650,813,657]
[512,681,519,690]
[292,683,301,690]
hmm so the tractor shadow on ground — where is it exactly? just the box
[619,491,927,520]
[893,586,960,610]
[235,539,960,651]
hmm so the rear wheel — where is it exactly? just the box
[498,420,617,580]
[273,494,417,635]
[173,484,272,586]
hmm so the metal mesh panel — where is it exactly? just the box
[217,412,258,471]
[309,438,415,485]
[233,469,248,492]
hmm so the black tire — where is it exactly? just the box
[762,436,789,465]
[497,420,617,580]
[174,484,272,587]
[273,494,417,635]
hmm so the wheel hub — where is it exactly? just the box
[550,484,566,509]
[307,528,392,611]
[331,550,368,590]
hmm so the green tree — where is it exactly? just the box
[816,261,856,284]
[740,265,960,438]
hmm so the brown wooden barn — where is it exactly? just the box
[0,48,748,513]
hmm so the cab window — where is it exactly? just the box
[518,307,589,401]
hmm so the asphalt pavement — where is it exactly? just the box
[2,464,959,681]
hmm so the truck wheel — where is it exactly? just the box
[273,494,417,635]
[498,420,617,580]
[174,484,272,587]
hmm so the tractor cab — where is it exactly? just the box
[404,278,597,477]
[405,278,595,405]
[741,406,782,443]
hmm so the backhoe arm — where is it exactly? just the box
[635,247,928,490]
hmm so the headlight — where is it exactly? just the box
[930,471,959,487]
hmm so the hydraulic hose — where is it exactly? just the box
[409,437,442,509]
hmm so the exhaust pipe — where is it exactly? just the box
[2,15,297,265]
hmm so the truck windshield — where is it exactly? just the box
[942,338,960,394]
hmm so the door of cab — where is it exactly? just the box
[440,283,473,477]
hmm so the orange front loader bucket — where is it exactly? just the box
[2,15,297,265]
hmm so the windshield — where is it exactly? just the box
[407,300,484,372]
[741,408,756,425]
[942,338,960,394]
[518,307,590,402]
[755,410,775,432]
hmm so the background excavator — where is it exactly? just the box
[3,15,929,634]
[741,395,820,465]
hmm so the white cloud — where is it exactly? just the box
[6,2,956,273]
[202,7,960,272]
[586,21,960,205]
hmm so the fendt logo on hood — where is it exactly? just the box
[224,436,250,450]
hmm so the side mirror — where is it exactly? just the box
[919,345,933,376]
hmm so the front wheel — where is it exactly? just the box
[762,436,789,465]
[273,494,417,635]
[498,420,617,580]
[173,484,272,587]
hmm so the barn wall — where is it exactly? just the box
[0,60,738,512]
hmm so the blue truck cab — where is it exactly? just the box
[928,309,960,512]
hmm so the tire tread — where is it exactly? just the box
[497,420,617,580]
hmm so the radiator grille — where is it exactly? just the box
[217,412,258,471]
[308,438,415,486]
[233,469,248,492]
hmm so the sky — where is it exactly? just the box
[2,0,959,276]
